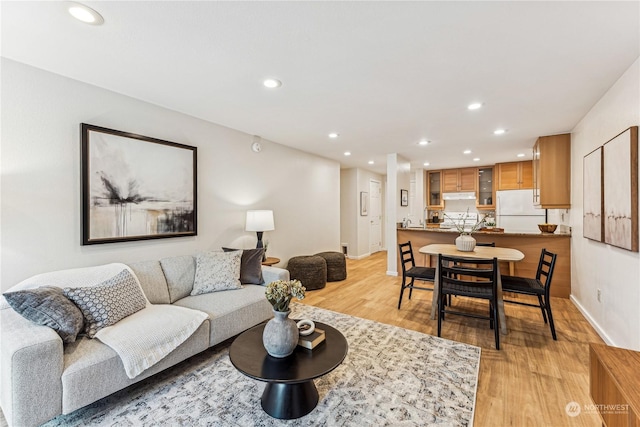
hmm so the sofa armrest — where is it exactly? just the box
[1,306,63,427]
[261,266,290,285]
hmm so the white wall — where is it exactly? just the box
[0,59,341,290]
[339,167,385,259]
[340,169,357,257]
[570,58,640,350]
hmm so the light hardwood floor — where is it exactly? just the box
[300,251,604,427]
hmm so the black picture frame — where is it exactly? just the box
[81,123,197,245]
[400,189,408,206]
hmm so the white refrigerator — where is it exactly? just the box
[496,189,546,233]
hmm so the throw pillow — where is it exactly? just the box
[3,286,84,343]
[222,247,265,285]
[159,255,197,303]
[63,269,147,338]
[191,251,243,296]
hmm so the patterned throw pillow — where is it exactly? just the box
[191,251,243,296]
[3,286,84,343]
[222,247,265,285]
[63,269,147,338]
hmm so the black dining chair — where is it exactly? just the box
[437,254,500,350]
[397,241,435,309]
[501,248,558,340]
[476,242,496,247]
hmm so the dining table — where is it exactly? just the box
[418,243,525,335]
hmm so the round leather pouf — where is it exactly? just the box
[315,252,347,282]
[287,256,327,291]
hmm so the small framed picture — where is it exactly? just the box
[400,189,408,206]
[360,192,369,216]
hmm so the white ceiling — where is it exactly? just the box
[2,1,639,174]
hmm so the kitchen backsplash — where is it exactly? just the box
[443,199,478,213]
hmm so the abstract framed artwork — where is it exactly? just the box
[602,126,638,252]
[360,191,369,216]
[81,123,197,245]
[583,147,603,242]
[400,189,408,207]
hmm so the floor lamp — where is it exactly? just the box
[246,210,275,261]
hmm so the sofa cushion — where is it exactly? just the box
[3,286,84,343]
[127,260,171,304]
[63,270,147,338]
[222,247,265,285]
[160,255,196,303]
[191,251,242,296]
[174,284,272,346]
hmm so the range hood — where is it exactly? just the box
[442,192,476,200]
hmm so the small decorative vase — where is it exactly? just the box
[262,309,299,358]
[455,234,476,252]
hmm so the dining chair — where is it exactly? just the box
[476,242,496,247]
[437,254,500,350]
[501,248,558,340]
[397,241,435,309]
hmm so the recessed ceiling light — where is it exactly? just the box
[68,2,104,25]
[344,151,351,156]
[263,78,282,89]
[328,133,339,139]
[468,102,482,110]
[424,162,430,166]
[473,158,480,162]
[494,129,506,135]
[517,153,525,157]
[368,160,374,165]
[463,150,472,154]
[418,139,430,146]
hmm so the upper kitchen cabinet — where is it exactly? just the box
[533,133,571,208]
[442,167,477,192]
[476,166,495,209]
[496,161,533,190]
[426,170,443,209]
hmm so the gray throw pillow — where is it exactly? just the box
[3,286,84,343]
[191,251,243,296]
[63,269,147,338]
[222,247,265,285]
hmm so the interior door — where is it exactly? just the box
[369,180,382,253]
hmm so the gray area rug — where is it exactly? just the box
[43,303,480,426]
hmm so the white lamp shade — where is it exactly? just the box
[245,210,275,232]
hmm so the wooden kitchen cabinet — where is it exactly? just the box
[533,133,571,208]
[476,166,495,209]
[426,170,443,208]
[496,161,533,190]
[590,343,640,427]
[442,167,477,192]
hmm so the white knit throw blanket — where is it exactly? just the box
[96,304,208,379]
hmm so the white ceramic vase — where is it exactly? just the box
[262,309,299,358]
[455,234,476,252]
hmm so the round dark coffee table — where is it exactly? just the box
[229,321,348,419]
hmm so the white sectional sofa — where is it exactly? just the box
[0,253,289,427]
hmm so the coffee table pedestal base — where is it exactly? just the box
[261,380,319,419]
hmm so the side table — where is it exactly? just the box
[262,257,280,266]
[229,321,348,419]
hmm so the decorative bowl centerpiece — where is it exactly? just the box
[538,223,558,234]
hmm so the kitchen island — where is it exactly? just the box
[397,227,571,298]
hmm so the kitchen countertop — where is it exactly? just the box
[398,227,571,237]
